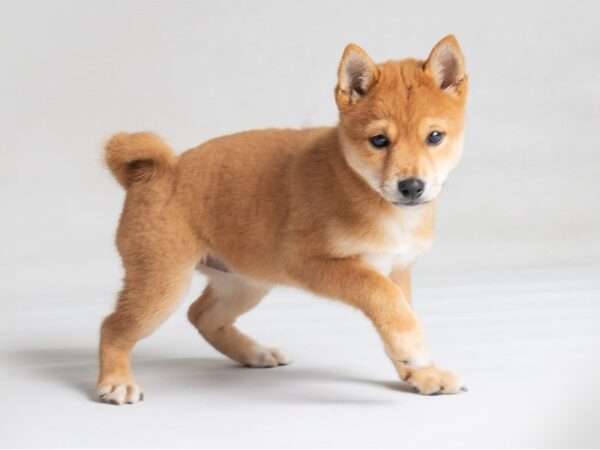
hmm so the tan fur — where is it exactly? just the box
[98,35,468,404]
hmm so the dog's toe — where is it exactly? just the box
[97,380,144,405]
[402,365,463,395]
[244,346,292,368]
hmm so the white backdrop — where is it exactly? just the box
[1,0,599,293]
[1,1,599,448]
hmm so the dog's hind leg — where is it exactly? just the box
[97,234,202,405]
[188,272,290,368]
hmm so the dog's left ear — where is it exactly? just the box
[336,44,380,108]
[425,35,466,95]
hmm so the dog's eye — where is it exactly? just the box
[369,134,390,149]
[426,131,445,146]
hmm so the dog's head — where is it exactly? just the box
[335,35,468,206]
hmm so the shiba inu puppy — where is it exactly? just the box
[98,35,468,405]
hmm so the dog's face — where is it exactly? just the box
[335,36,468,206]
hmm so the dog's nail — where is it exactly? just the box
[139,393,144,401]
[461,385,469,392]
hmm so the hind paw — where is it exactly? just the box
[243,346,292,368]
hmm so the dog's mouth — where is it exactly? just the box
[391,200,431,207]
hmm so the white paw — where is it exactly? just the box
[97,380,144,405]
[402,365,465,395]
[244,346,292,368]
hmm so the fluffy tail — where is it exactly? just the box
[104,132,176,188]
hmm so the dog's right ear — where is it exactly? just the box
[335,44,379,109]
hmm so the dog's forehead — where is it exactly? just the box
[369,60,464,126]
[377,60,429,95]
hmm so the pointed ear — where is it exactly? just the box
[336,43,380,108]
[424,35,466,95]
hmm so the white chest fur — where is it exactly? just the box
[362,241,430,276]
[331,207,432,276]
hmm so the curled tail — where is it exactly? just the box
[104,132,176,188]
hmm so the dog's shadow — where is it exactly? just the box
[10,347,415,404]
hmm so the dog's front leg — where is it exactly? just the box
[387,267,465,394]
[290,258,464,394]
[290,258,430,369]
[389,267,412,306]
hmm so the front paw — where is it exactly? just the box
[399,364,465,395]
[97,378,144,405]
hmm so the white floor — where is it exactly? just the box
[1,264,599,448]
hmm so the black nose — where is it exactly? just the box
[397,178,425,201]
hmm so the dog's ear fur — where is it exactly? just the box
[336,44,379,108]
[424,35,466,95]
